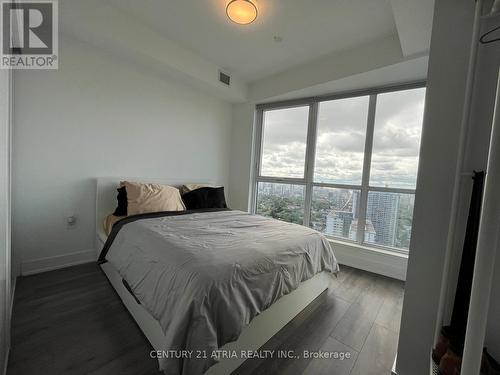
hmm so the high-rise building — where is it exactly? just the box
[348,219,376,242]
[365,192,400,247]
[325,210,353,237]
[352,190,360,219]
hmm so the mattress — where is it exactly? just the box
[99,209,339,375]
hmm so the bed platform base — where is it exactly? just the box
[100,262,331,375]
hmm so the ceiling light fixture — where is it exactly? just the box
[226,0,258,25]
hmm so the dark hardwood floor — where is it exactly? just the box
[7,263,404,375]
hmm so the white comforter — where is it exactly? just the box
[105,210,338,375]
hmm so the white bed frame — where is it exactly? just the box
[95,177,332,374]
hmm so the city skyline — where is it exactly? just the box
[256,182,414,250]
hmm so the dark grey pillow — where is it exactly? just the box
[182,187,227,210]
[113,186,128,216]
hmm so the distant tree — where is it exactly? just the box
[257,195,303,225]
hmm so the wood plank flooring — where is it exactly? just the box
[7,263,404,375]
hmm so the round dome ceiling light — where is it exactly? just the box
[226,0,258,25]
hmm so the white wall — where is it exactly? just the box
[435,2,500,359]
[12,36,233,275]
[228,103,255,211]
[396,0,500,368]
[395,0,476,373]
[0,69,12,372]
[469,10,500,361]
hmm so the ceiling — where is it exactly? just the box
[59,0,433,102]
[263,56,429,103]
[109,0,399,82]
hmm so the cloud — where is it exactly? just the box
[260,87,425,188]
[317,130,366,152]
[317,96,370,133]
[372,88,425,156]
[262,106,309,146]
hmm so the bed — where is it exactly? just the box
[95,177,339,375]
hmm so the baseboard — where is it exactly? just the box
[3,266,16,375]
[329,240,408,281]
[20,249,96,276]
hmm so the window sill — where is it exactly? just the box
[328,238,408,280]
[328,237,409,258]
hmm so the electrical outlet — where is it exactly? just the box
[66,215,77,229]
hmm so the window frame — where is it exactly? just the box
[251,81,426,254]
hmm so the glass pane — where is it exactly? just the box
[314,96,369,185]
[260,106,309,178]
[310,187,361,241]
[365,191,415,250]
[370,88,425,189]
[256,182,305,225]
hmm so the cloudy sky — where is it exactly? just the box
[260,87,425,189]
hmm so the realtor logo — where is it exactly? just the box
[1,0,58,69]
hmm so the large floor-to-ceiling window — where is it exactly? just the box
[252,84,426,253]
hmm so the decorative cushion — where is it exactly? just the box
[122,181,185,215]
[113,186,128,216]
[179,183,213,195]
[182,187,227,210]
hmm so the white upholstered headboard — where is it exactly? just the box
[95,177,214,254]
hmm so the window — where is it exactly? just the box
[310,187,361,241]
[260,106,309,178]
[256,182,305,225]
[370,89,425,189]
[315,96,369,185]
[253,85,426,252]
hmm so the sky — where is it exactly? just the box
[260,87,425,189]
